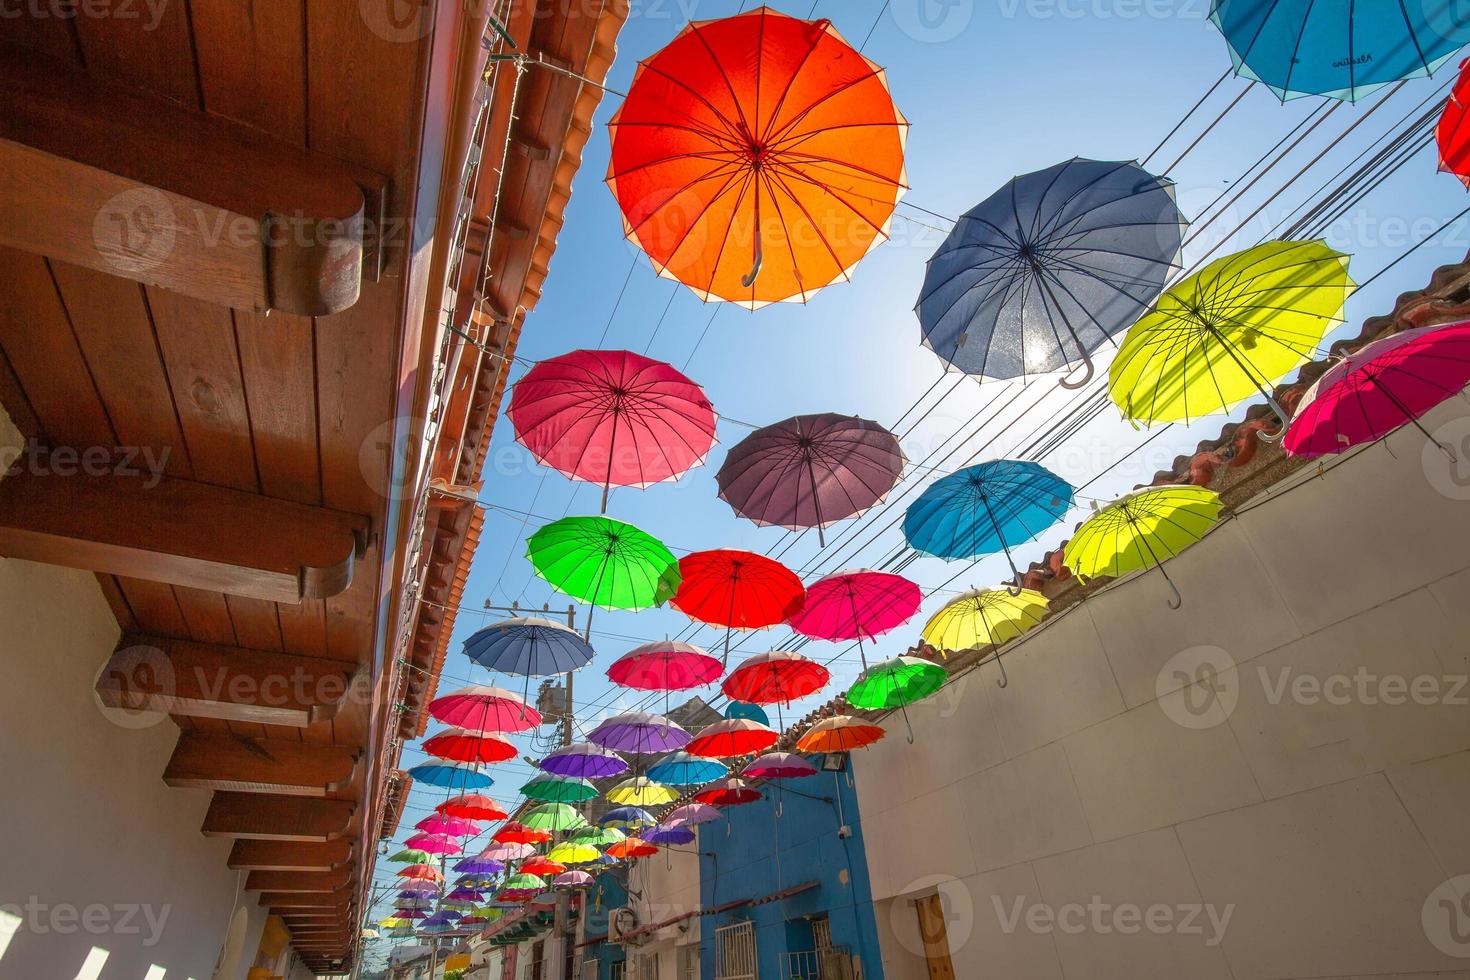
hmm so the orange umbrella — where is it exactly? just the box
[796,715,885,753]
[607,6,907,309]
[607,838,659,860]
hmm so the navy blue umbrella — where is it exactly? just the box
[904,460,1074,588]
[1211,0,1470,102]
[464,616,594,676]
[917,158,1185,387]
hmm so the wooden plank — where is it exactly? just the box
[256,891,351,908]
[233,310,321,505]
[1,11,82,65]
[69,0,199,106]
[0,465,367,603]
[228,840,352,872]
[245,870,352,893]
[97,632,359,727]
[163,732,358,795]
[189,0,308,144]
[0,48,368,315]
[201,793,355,841]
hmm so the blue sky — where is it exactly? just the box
[371,0,1470,916]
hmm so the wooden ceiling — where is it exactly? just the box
[0,0,625,972]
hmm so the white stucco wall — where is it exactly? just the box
[624,848,701,979]
[0,407,269,979]
[854,393,1470,980]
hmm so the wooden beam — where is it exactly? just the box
[0,48,372,315]
[165,732,358,796]
[228,840,352,872]
[258,890,351,908]
[0,464,367,603]
[97,633,358,726]
[246,870,352,893]
[202,793,355,841]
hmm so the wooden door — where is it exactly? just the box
[914,894,956,980]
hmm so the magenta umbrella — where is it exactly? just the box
[404,833,463,856]
[479,841,536,862]
[428,685,542,733]
[507,349,719,511]
[716,413,905,545]
[788,569,922,669]
[742,751,818,779]
[1286,321,1470,460]
[607,641,723,691]
[663,802,723,826]
[414,815,481,837]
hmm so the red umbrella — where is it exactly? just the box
[694,779,763,806]
[519,857,568,877]
[507,349,718,512]
[1438,58,1470,188]
[494,822,553,845]
[606,838,659,860]
[422,728,518,764]
[437,794,508,821]
[669,550,805,661]
[397,864,443,882]
[722,651,830,706]
[686,718,779,759]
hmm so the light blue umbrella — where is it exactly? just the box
[904,460,1073,587]
[647,751,729,787]
[464,616,594,675]
[724,701,769,725]
[408,761,494,790]
[1211,0,1470,102]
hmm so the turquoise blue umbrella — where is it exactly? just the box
[408,762,493,790]
[1211,0,1470,102]
[724,701,769,725]
[647,751,729,786]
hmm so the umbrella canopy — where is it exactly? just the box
[606,641,723,691]
[669,550,806,640]
[389,848,432,864]
[918,158,1186,386]
[502,873,546,891]
[664,802,724,826]
[554,870,596,890]
[606,6,907,308]
[795,715,886,753]
[397,864,443,882]
[539,742,631,779]
[693,779,763,806]
[742,751,818,779]
[464,616,596,676]
[721,651,830,705]
[600,806,656,830]
[444,887,483,902]
[453,856,505,875]
[519,856,568,877]
[1438,59,1470,187]
[787,570,921,645]
[570,825,626,847]
[403,833,462,856]
[421,727,518,764]
[508,349,719,511]
[427,685,542,734]
[686,717,779,759]
[846,656,947,711]
[587,710,691,754]
[716,413,906,545]
[725,701,770,725]
[607,777,679,807]
[1285,321,1470,459]
[1064,485,1223,609]
[527,515,681,613]
[1109,240,1356,429]
[522,773,599,804]
[607,838,660,860]
[395,888,436,901]
[414,814,480,837]
[644,824,698,846]
[480,841,537,861]
[647,752,729,787]
[904,461,1074,587]
[921,587,1050,687]
[522,803,589,833]
[438,794,508,821]
[394,908,429,919]
[547,842,602,866]
[1211,0,1470,102]
[407,762,494,791]
[492,823,552,845]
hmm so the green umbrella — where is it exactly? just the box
[522,773,599,804]
[569,825,625,847]
[1063,484,1222,609]
[527,516,681,638]
[502,873,546,890]
[388,848,432,863]
[847,655,947,744]
[522,802,589,833]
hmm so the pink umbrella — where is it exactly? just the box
[553,870,595,890]
[507,349,719,511]
[404,833,463,856]
[607,641,723,691]
[428,685,542,733]
[788,570,922,645]
[1285,321,1470,459]
[414,815,481,837]
[741,751,818,779]
[663,803,723,826]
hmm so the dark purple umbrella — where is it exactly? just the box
[717,413,906,545]
[644,824,697,846]
[539,742,631,779]
[445,887,483,901]
[452,856,505,875]
[587,711,691,753]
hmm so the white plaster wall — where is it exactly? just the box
[625,843,702,976]
[855,394,1470,980]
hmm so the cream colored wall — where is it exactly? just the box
[855,394,1470,980]
[0,407,267,979]
[625,845,701,980]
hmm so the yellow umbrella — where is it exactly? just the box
[922,587,1049,687]
[606,776,678,807]
[1063,485,1222,609]
[546,841,602,866]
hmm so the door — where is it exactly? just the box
[914,894,956,980]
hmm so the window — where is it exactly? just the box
[714,921,757,980]
[678,945,699,980]
[632,952,658,980]
[812,914,833,951]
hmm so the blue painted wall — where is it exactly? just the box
[582,873,629,979]
[698,762,883,979]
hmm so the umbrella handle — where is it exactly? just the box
[1058,352,1094,389]
[741,244,763,288]
[1006,582,1024,597]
